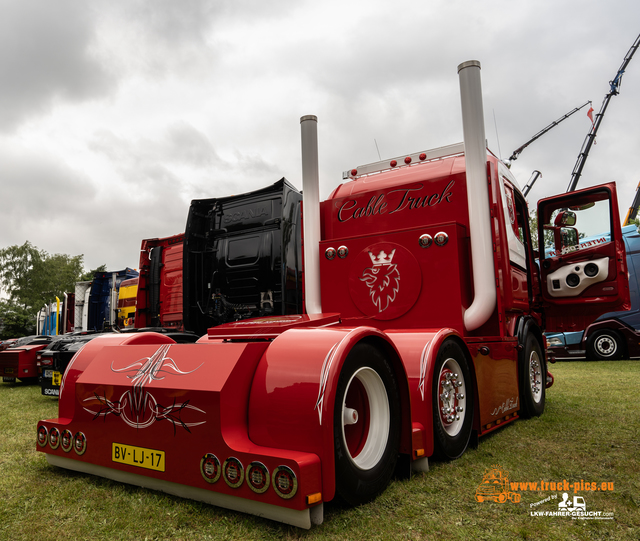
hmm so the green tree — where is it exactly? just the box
[80,264,108,282]
[0,242,86,313]
[0,300,35,339]
[529,210,556,252]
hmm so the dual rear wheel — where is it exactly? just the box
[333,336,547,503]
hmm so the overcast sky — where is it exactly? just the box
[1,0,639,274]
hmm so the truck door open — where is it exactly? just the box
[537,182,630,332]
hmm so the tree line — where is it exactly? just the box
[0,241,105,339]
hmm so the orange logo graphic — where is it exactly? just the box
[476,465,521,503]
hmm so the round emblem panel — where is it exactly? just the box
[348,242,422,320]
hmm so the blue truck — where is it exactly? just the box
[546,224,640,361]
[87,268,139,331]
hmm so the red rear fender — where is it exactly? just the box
[247,326,395,501]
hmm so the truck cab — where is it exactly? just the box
[183,178,303,336]
[135,234,185,331]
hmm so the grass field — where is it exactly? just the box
[0,361,638,541]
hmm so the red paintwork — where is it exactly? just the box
[0,339,18,352]
[36,148,629,525]
[136,234,185,330]
[537,183,629,332]
[1,344,48,380]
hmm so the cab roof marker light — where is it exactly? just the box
[343,142,465,179]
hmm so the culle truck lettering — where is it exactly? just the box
[337,181,455,222]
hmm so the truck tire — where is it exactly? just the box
[432,340,473,460]
[333,343,400,506]
[519,334,545,418]
[587,330,624,361]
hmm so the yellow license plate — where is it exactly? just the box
[5,368,13,374]
[112,443,165,472]
[52,371,62,386]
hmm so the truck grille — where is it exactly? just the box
[0,352,20,369]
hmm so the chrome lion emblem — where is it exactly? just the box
[359,249,400,312]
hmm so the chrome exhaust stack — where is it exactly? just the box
[300,115,322,314]
[458,60,496,331]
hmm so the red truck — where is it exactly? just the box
[36,61,629,528]
[135,234,185,331]
[1,335,57,383]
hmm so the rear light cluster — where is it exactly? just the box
[36,357,53,367]
[199,453,298,500]
[38,426,301,502]
[37,426,86,455]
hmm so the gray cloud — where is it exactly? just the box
[0,0,639,274]
[0,1,113,132]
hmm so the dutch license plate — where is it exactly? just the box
[52,371,62,386]
[112,442,165,472]
[5,368,13,374]
[44,370,53,378]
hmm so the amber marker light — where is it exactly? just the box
[414,449,425,458]
[306,493,322,505]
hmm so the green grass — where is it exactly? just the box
[1,361,638,541]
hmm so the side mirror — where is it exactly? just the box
[560,227,579,249]
[554,210,577,227]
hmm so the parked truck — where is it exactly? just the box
[36,302,58,336]
[37,294,75,336]
[87,268,139,331]
[117,277,138,328]
[37,332,99,396]
[183,179,303,336]
[36,61,629,528]
[38,271,137,395]
[38,251,194,397]
[135,234,185,331]
[73,281,92,332]
[1,335,57,383]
